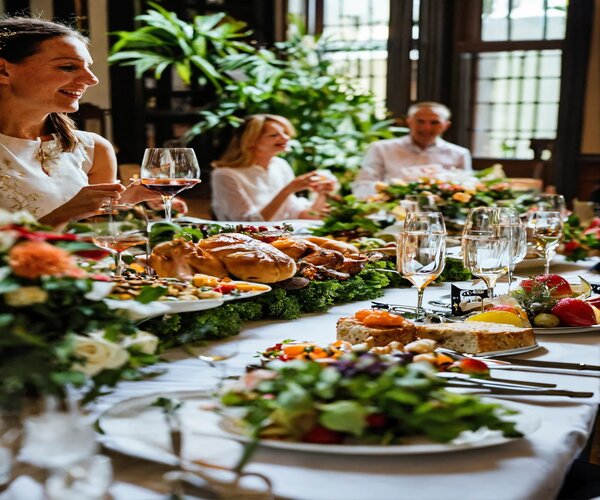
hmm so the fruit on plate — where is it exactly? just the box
[520,274,572,298]
[465,310,530,328]
[550,298,598,327]
[488,304,530,322]
[532,313,560,328]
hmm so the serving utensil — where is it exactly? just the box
[436,372,556,389]
[437,347,600,377]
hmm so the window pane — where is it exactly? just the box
[321,0,390,117]
[482,0,509,41]
[471,50,562,159]
[510,0,545,40]
[481,0,567,41]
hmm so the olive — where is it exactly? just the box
[529,302,545,315]
[533,313,560,328]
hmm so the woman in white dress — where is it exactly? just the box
[0,17,155,226]
[211,114,337,221]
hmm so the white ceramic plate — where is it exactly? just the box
[472,342,541,358]
[98,391,242,468]
[219,401,539,456]
[98,392,539,461]
[156,297,225,314]
[221,285,271,302]
[533,325,600,335]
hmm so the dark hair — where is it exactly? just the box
[0,16,89,151]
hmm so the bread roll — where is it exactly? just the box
[149,239,228,279]
[415,322,536,354]
[198,233,297,283]
[304,236,360,256]
[336,317,417,347]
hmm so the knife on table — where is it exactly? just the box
[498,357,600,372]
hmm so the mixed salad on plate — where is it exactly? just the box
[220,349,520,446]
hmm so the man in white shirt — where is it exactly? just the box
[352,102,472,198]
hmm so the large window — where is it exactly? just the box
[291,0,571,161]
[319,0,390,116]
[466,0,568,158]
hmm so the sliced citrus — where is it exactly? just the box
[465,310,526,327]
[570,276,592,299]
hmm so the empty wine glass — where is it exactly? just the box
[397,212,446,315]
[405,194,439,212]
[495,208,527,291]
[529,193,568,218]
[183,341,240,390]
[82,203,148,276]
[525,210,563,274]
[462,229,511,309]
[140,148,201,222]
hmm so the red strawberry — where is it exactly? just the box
[303,425,344,444]
[551,298,597,327]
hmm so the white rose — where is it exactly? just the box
[0,209,36,226]
[4,286,48,306]
[71,332,130,377]
[122,330,159,355]
[0,230,18,252]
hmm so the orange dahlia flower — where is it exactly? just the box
[8,240,76,279]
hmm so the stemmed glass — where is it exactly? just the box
[525,210,564,274]
[83,203,148,276]
[462,208,512,308]
[396,212,446,315]
[404,194,439,212]
[140,148,201,222]
[183,341,240,391]
[530,194,568,218]
[496,208,527,291]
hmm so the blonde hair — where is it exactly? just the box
[212,114,296,168]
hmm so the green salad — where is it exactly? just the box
[220,352,522,445]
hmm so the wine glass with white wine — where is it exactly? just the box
[525,210,563,275]
[140,148,201,222]
[397,212,446,316]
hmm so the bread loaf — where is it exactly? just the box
[336,317,417,347]
[197,233,297,283]
[149,238,228,279]
[415,322,536,354]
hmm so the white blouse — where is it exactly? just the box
[0,131,95,219]
[211,157,312,221]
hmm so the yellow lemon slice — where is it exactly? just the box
[465,310,526,327]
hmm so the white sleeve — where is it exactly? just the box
[210,169,264,221]
[272,159,311,219]
[351,143,385,199]
[461,149,473,173]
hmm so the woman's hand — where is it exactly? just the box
[286,171,338,195]
[39,183,125,227]
[120,179,161,205]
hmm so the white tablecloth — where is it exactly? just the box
[76,256,600,500]
[3,258,592,499]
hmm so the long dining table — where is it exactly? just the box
[85,255,600,500]
[6,258,598,499]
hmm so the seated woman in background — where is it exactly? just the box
[0,16,157,227]
[211,114,337,221]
